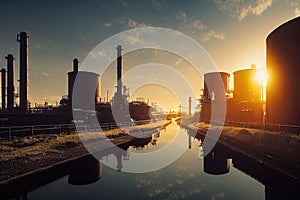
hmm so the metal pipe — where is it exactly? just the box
[5,54,14,110]
[1,68,6,110]
[17,31,28,111]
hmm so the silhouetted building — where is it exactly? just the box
[17,32,29,111]
[5,54,14,110]
[266,17,300,126]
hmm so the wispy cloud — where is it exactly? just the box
[152,0,165,11]
[175,11,224,42]
[175,11,206,31]
[127,18,150,29]
[41,72,50,77]
[295,7,300,16]
[103,22,112,28]
[175,58,183,66]
[214,0,273,21]
[200,31,225,42]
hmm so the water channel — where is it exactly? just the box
[8,120,299,199]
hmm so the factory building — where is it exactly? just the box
[266,16,300,126]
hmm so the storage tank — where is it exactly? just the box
[233,68,261,102]
[266,17,300,126]
[203,72,229,100]
[68,59,100,108]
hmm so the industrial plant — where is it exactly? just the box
[199,17,300,133]
[0,32,151,126]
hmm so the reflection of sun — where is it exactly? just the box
[255,68,268,86]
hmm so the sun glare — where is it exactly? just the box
[255,68,268,86]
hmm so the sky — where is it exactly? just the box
[0,0,299,110]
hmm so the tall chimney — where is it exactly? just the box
[73,58,79,72]
[116,45,123,95]
[17,31,28,111]
[6,54,14,110]
[1,68,6,110]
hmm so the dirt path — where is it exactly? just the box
[0,128,133,182]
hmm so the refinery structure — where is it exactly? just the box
[0,32,151,126]
[199,17,300,132]
[0,17,299,132]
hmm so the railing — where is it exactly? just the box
[224,121,300,134]
[0,119,159,140]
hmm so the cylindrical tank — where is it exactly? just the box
[68,59,100,108]
[233,68,261,102]
[266,17,300,126]
[203,72,229,100]
[1,68,6,110]
[5,54,14,110]
[17,31,28,111]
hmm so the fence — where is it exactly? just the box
[224,121,300,134]
[0,119,154,140]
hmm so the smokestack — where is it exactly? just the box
[1,68,6,110]
[6,54,14,110]
[116,45,123,94]
[17,31,28,111]
[73,58,79,72]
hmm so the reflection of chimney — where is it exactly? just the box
[17,31,29,111]
[188,97,192,117]
[116,45,123,95]
[1,68,6,110]
[5,54,14,110]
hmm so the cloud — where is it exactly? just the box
[200,31,225,42]
[103,22,112,28]
[175,10,188,23]
[90,50,107,58]
[295,8,300,16]
[175,58,183,66]
[214,0,273,21]
[152,0,164,11]
[174,11,224,42]
[127,18,150,29]
[41,72,50,77]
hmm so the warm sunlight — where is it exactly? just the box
[255,68,268,86]
[255,68,268,101]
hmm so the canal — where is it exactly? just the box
[9,120,299,199]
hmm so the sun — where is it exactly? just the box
[255,68,268,86]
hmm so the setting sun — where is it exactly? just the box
[255,68,268,86]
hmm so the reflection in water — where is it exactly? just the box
[203,147,230,175]
[3,122,299,200]
[68,155,102,185]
